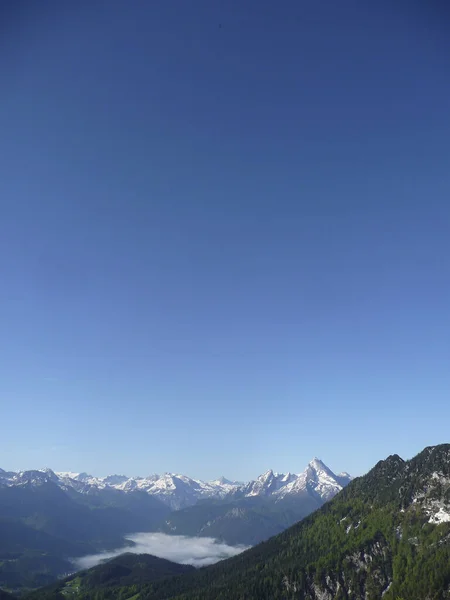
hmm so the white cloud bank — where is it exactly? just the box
[74,532,250,570]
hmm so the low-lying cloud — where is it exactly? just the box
[74,532,250,570]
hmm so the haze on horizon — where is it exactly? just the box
[1,0,449,481]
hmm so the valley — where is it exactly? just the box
[22,443,450,600]
[0,458,349,594]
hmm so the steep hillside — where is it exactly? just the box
[152,444,449,600]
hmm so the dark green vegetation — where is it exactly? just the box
[32,444,450,599]
[25,554,194,600]
[0,475,169,594]
[161,492,322,545]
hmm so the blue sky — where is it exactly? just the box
[1,1,449,481]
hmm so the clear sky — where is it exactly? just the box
[1,0,449,482]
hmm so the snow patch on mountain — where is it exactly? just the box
[429,507,450,524]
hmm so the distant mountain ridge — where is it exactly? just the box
[159,458,352,545]
[1,458,351,511]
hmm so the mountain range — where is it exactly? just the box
[0,458,350,594]
[0,457,350,511]
[26,443,450,600]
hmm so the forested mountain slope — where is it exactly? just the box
[150,444,449,600]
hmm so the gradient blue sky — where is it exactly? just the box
[1,1,449,481]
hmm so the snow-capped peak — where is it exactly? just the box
[102,474,129,486]
[210,476,235,486]
[56,471,81,480]
[259,469,275,481]
[242,458,350,502]
[38,468,59,482]
[308,457,329,470]
[338,471,351,479]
